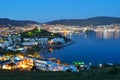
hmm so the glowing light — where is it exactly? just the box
[51,33,54,36]
[49,48,53,52]
[48,40,54,45]
[21,65,27,68]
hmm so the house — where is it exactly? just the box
[62,65,79,72]
[51,37,65,44]
[0,41,11,49]
[0,54,3,61]
[22,42,38,46]
[0,42,7,49]
[0,60,11,69]
[23,38,48,44]
[33,58,60,71]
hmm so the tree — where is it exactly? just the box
[107,67,120,74]
[8,62,16,69]
[30,61,39,72]
[33,52,40,58]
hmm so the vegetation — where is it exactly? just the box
[21,28,61,38]
[0,67,120,80]
[46,16,120,26]
[1,16,120,27]
[20,28,70,42]
[0,49,24,56]
[0,18,39,26]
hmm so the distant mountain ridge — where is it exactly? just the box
[0,18,39,26]
[46,16,120,26]
[1,17,120,27]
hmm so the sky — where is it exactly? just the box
[0,0,120,23]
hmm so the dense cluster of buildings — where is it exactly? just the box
[0,24,38,36]
[0,23,119,72]
[0,26,79,72]
[0,23,120,37]
[0,53,79,72]
[41,24,120,33]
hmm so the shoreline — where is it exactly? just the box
[48,40,75,48]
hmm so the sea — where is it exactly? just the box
[40,31,120,65]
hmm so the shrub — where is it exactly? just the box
[107,67,120,74]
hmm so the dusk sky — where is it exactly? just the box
[0,0,120,22]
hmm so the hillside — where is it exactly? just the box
[20,28,70,42]
[46,16,120,26]
[1,17,120,27]
[0,66,120,80]
[0,18,39,26]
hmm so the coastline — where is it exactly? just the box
[48,40,75,48]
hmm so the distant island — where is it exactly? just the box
[46,16,120,26]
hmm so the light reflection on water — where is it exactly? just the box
[40,31,120,65]
[96,31,120,39]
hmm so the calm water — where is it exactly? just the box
[41,31,120,65]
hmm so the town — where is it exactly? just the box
[0,23,119,72]
[1,0,120,79]
[0,26,80,72]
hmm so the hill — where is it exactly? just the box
[20,28,70,42]
[0,18,39,26]
[46,16,120,26]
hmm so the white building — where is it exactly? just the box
[34,58,60,71]
[0,41,11,49]
[23,38,48,44]
[51,37,65,44]
[22,42,38,46]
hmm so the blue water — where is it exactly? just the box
[41,32,120,65]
